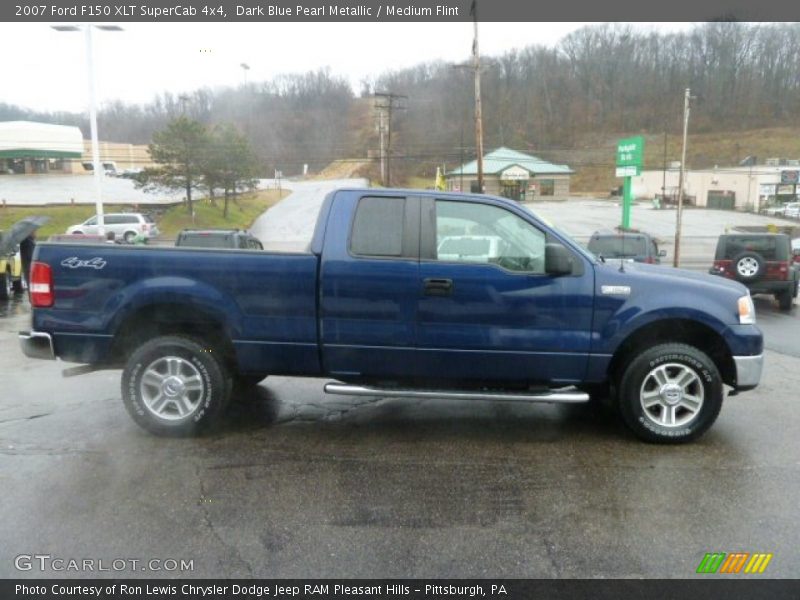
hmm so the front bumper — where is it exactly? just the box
[19,330,55,360]
[733,353,763,390]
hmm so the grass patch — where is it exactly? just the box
[0,189,288,239]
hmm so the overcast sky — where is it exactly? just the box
[0,22,694,113]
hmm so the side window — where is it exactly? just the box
[350,197,405,257]
[434,200,546,274]
[85,216,98,226]
[123,216,139,224]
[105,216,121,225]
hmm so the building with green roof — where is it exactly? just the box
[446,147,573,201]
[0,121,83,175]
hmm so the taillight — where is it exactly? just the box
[645,257,654,264]
[142,223,150,231]
[30,262,54,307]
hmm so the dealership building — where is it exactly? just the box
[632,160,800,211]
[0,120,150,175]
[446,147,574,201]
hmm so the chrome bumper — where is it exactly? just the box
[733,353,763,389]
[19,331,55,360]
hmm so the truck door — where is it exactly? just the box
[319,193,420,380]
[416,197,594,385]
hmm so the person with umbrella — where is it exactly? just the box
[19,231,36,289]
[0,216,50,295]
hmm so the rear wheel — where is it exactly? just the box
[121,335,232,436]
[123,231,136,243]
[617,343,723,443]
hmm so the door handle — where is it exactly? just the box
[423,278,453,296]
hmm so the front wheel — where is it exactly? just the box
[121,335,232,436]
[617,343,723,444]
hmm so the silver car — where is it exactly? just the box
[66,213,159,243]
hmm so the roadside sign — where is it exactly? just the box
[616,136,645,169]
[615,136,645,231]
[615,166,640,177]
[781,170,799,184]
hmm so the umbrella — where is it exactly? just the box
[0,216,50,256]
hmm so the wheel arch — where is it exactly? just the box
[110,302,237,370]
[608,318,736,388]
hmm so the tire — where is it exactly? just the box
[731,251,765,283]
[121,335,232,436]
[617,343,723,444]
[0,268,11,300]
[777,288,794,311]
[12,271,24,293]
[123,231,136,243]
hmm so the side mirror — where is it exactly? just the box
[545,243,573,276]
[658,249,667,257]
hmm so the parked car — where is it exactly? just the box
[21,188,763,444]
[587,231,666,264]
[709,233,799,311]
[66,213,159,243]
[0,248,23,300]
[175,229,263,250]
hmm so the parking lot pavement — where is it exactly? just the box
[2,297,799,578]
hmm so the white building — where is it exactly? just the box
[0,121,84,174]
[632,164,800,211]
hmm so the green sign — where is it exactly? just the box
[616,136,645,169]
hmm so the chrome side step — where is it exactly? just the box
[323,383,589,404]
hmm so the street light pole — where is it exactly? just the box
[53,24,122,236]
[84,25,104,235]
[673,88,692,268]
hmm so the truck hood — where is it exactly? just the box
[594,260,748,300]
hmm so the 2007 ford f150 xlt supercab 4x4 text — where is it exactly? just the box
[19,189,764,443]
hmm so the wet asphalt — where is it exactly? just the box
[1,294,799,579]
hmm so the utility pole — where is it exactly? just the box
[471,0,484,192]
[674,88,694,268]
[373,92,407,187]
[378,110,386,186]
[661,130,667,204]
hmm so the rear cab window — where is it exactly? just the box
[350,196,407,257]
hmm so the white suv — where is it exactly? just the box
[66,213,159,243]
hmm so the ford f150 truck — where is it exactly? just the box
[19,189,764,443]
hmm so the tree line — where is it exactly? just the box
[4,22,800,179]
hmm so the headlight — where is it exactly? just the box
[738,294,756,325]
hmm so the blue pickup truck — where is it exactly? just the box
[19,189,763,443]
